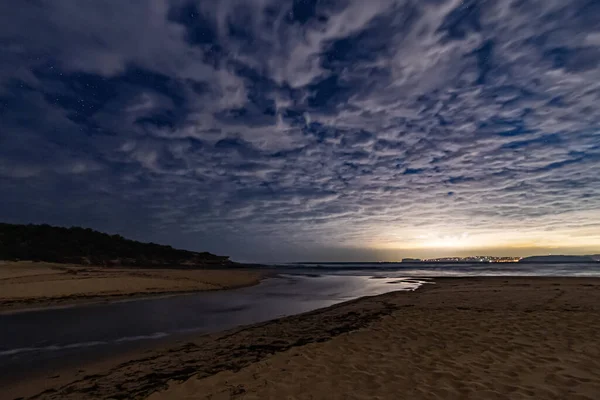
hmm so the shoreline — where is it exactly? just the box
[0,282,262,315]
[0,262,265,314]
[4,276,600,399]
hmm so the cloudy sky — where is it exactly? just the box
[1,0,599,262]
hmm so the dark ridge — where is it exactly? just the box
[0,223,230,267]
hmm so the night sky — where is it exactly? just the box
[1,1,599,262]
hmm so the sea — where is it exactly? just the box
[268,261,600,277]
[1,262,599,382]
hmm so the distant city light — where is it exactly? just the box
[402,256,523,263]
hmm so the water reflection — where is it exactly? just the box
[0,274,425,380]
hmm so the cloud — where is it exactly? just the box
[0,0,599,261]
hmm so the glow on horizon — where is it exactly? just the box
[369,228,600,253]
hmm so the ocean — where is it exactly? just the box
[271,262,600,277]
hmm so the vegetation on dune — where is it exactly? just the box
[0,223,230,267]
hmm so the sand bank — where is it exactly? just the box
[4,277,600,400]
[0,262,262,313]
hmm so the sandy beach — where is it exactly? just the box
[0,262,262,312]
[3,277,600,400]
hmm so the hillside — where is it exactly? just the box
[0,223,230,267]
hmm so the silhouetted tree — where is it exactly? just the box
[0,223,230,267]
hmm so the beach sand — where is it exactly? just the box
[4,277,600,400]
[0,261,262,312]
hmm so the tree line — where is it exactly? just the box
[0,223,230,267]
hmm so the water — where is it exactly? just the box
[1,262,598,381]
[0,273,425,381]
[270,262,600,277]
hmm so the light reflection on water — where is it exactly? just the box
[276,262,600,277]
[1,262,598,380]
[0,273,425,379]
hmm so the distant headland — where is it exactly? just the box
[0,223,231,267]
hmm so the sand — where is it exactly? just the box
[0,261,262,312]
[4,277,600,400]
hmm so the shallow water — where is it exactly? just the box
[0,273,424,380]
[2,262,599,381]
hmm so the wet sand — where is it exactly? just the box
[0,262,262,312]
[4,277,600,400]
